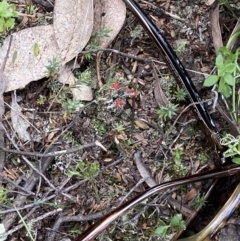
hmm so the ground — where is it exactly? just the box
[0,0,240,241]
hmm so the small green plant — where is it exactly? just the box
[191,195,206,209]
[130,25,143,45]
[14,206,35,241]
[221,133,240,164]
[46,57,61,78]
[75,68,94,87]
[84,28,112,60]
[173,146,184,166]
[92,119,107,136]
[62,99,81,114]
[172,146,188,177]
[113,123,125,133]
[0,0,18,33]
[155,214,186,237]
[203,46,240,122]
[0,186,8,204]
[36,95,46,105]
[198,153,208,163]
[156,103,178,121]
[68,161,101,201]
[174,86,187,101]
[175,40,187,54]
[69,223,82,237]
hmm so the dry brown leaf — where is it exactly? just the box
[11,96,30,142]
[103,158,113,163]
[93,0,126,48]
[207,0,216,5]
[53,0,94,64]
[58,63,93,101]
[152,65,169,107]
[210,3,223,54]
[134,119,150,130]
[0,25,61,92]
[133,133,148,145]
[134,152,157,187]
[184,188,198,203]
[117,133,128,141]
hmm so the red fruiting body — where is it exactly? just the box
[125,88,136,98]
[112,82,120,90]
[114,99,125,108]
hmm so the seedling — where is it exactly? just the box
[191,195,206,209]
[92,119,107,136]
[155,214,186,237]
[221,134,240,164]
[75,68,94,87]
[0,0,18,33]
[68,161,101,202]
[156,103,178,121]
[203,46,240,122]
[46,57,61,78]
[0,186,8,204]
[174,86,187,101]
[84,28,112,60]
[113,123,125,133]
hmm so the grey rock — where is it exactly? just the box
[219,224,240,241]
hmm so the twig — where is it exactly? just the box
[80,48,207,77]
[0,208,62,239]
[0,35,12,179]
[0,194,56,215]
[0,142,97,157]
[47,210,111,241]
[2,146,57,231]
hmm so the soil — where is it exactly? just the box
[1,1,240,241]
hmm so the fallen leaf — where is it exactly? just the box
[207,0,216,5]
[210,3,223,54]
[201,66,210,72]
[103,158,113,162]
[134,119,149,129]
[54,0,93,64]
[134,152,157,187]
[117,133,128,141]
[58,63,93,101]
[11,96,30,142]
[45,131,58,143]
[152,65,169,107]
[0,25,61,92]
[95,140,107,152]
[133,133,148,145]
[184,188,198,203]
[93,0,126,48]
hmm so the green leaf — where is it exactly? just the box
[219,46,231,55]
[170,214,182,227]
[218,77,225,92]
[33,43,40,56]
[223,63,235,73]
[5,18,14,28]
[215,53,224,69]
[67,170,82,178]
[0,18,4,32]
[203,75,219,87]
[170,214,186,230]
[223,73,235,86]
[155,220,169,237]
[220,83,231,98]
[232,157,240,164]
[12,50,17,63]
[0,1,8,13]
